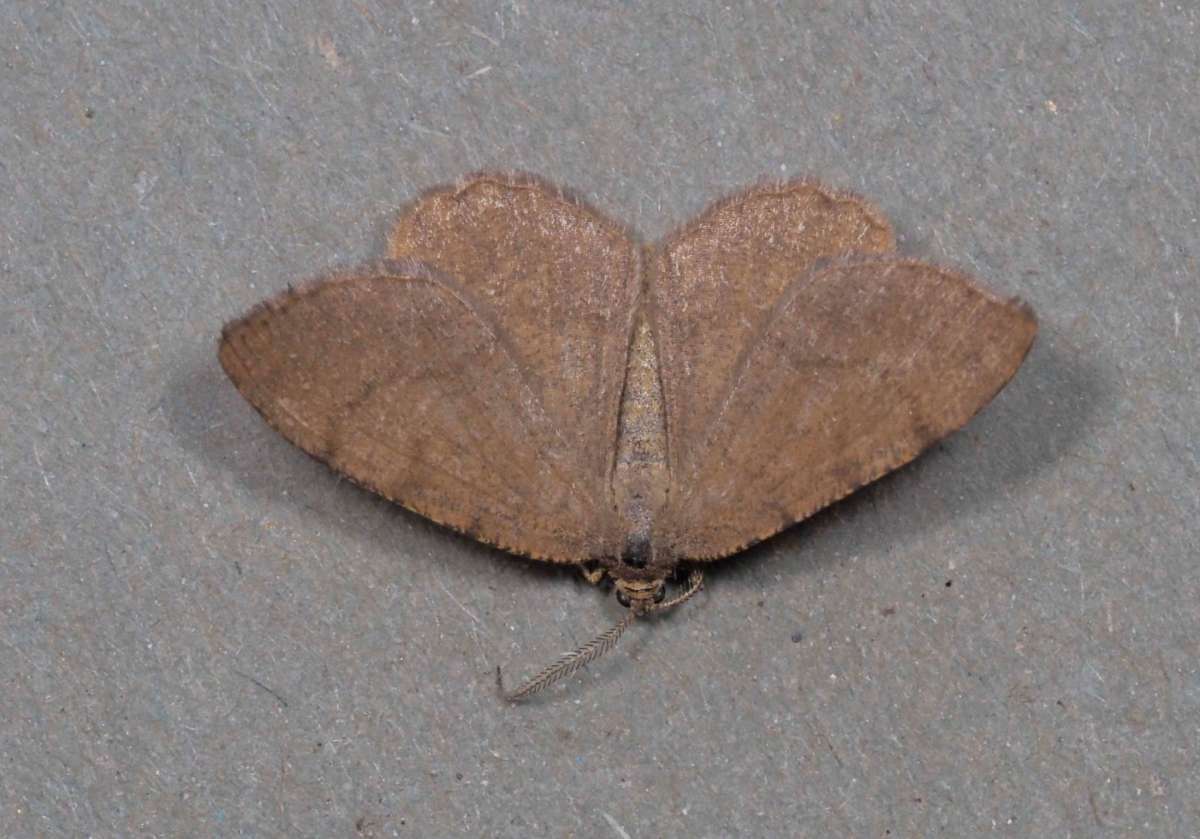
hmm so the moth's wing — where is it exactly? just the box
[388,172,641,500]
[218,261,622,562]
[649,180,896,476]
[656,259,1037,560]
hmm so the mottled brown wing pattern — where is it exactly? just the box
[219,261,607,562]
[388,172,641,503]
[658,259,1037,560]
[649,181,896,482]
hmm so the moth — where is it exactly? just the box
[219,172,1036,700]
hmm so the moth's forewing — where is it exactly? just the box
[219,261,611,562]
[658,259,1036,559]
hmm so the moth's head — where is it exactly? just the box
[613,577,666,611]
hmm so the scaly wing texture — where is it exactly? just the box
[388,172,641,507]
[650,181,896,481]
[219,261,616,562]
[658,259,1037,560]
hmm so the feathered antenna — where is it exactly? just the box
[497,569,704,702]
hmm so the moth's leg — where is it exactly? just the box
[579,562,606,586]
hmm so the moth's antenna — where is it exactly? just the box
[497,569,705,702]
[657,568,704,611]
[498,610,637,702]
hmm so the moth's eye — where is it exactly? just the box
[653,585,666,604]
[615,589,632,608]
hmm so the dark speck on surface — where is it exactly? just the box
[790,630,803,643]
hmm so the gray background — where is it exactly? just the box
[2,2,1197,836]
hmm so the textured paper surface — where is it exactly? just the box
[2,3,1197,836]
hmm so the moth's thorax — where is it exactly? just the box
[609,307,671,573]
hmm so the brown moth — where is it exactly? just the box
[218,172,1036,700]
